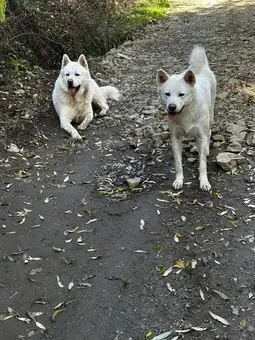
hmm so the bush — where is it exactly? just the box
[0,0,170,70]
[0,0,133,68]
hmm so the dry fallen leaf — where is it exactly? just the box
[151,330,173,340]
[239,319,246,329]
[209,311,230,325]
[163,266,172,277]
[52,309,65,322]
[174,234,179,243]
[35,320,46,330]
[174,259,184,269]
[140,219,145,230]
[166,283,176,294]
[212,289,229,300]
[200,288,205,301]
[191,327,207,331]
[16,317,31,324]
[29,268,42,275]
[68,281,74,291]
[146,331,152,338]
[56,275,64,288]
[52,246,65,252]
[63,175,69,183]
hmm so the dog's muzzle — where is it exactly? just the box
[68,83,80,96]
[167,105,184,121]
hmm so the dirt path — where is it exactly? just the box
[1,1,255,339]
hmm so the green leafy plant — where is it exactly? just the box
[10,56,28,71]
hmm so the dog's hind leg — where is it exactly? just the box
[197,135,211,191]
[60,116,82,140]
[98,102,109,117]
[171,135,183,190]
[93,91,109,117]
[95,98,109,117]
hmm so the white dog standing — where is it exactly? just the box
[157,46,216,191]
[52,54,120,140]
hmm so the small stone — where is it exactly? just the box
[247,326,255,333]
[7,143,20,153]
[247,148,255,156]
[150,18,158,24]
[190,145,198,153]
[188,157,197,163]
[117,53,131,60]
[227,122,246,134]
[142,108,158,115]
[228,78,241,86]
[216,152,245,171]
[231,306,239,315]
[247,132,255,146]
[212,134,225,141]
[126,177,141,189]
[229,131,246,143]
[122,40,132,47]
[14,89,25,95]
[154,131,170,141]
[205,201,214,208]
[217,91,229,100]
[142,126,154,138]
[226,142,242,153]
[212,141,221,148]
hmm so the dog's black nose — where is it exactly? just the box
[67,79,73,87]
[168,104,177,112]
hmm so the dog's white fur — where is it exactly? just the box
[157,45,216,191]
[52,54,120,140]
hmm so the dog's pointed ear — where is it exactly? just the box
[184,70,196,86]
[62,54,71,68]
[157,69,169,85]
[78,54,88,69]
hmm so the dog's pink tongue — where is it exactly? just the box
[168,113,179,120]
[68,88,76,96]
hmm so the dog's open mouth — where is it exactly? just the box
[168,112,179,121]
[167,106,184,121]
[68,85,80,96]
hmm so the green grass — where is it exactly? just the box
[0,0,6,22]
[104,1,171,53]
[131,0,171,23]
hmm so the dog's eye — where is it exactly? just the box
[165,92,170,97]
[75,73,80,76]
[179,93,185,97]
[66,73,70,76]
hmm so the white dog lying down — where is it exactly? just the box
[52,54,120,140]
[157,45,216,191]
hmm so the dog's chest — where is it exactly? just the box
[169,120,200,138]
[178,125,200,137]
[66,96,90,121]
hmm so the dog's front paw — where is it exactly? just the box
[173,178,183,190]
[200,178,211,191]
[71,130,83,140]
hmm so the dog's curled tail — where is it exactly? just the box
[189,45,210,75]
[100,86,120,101]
